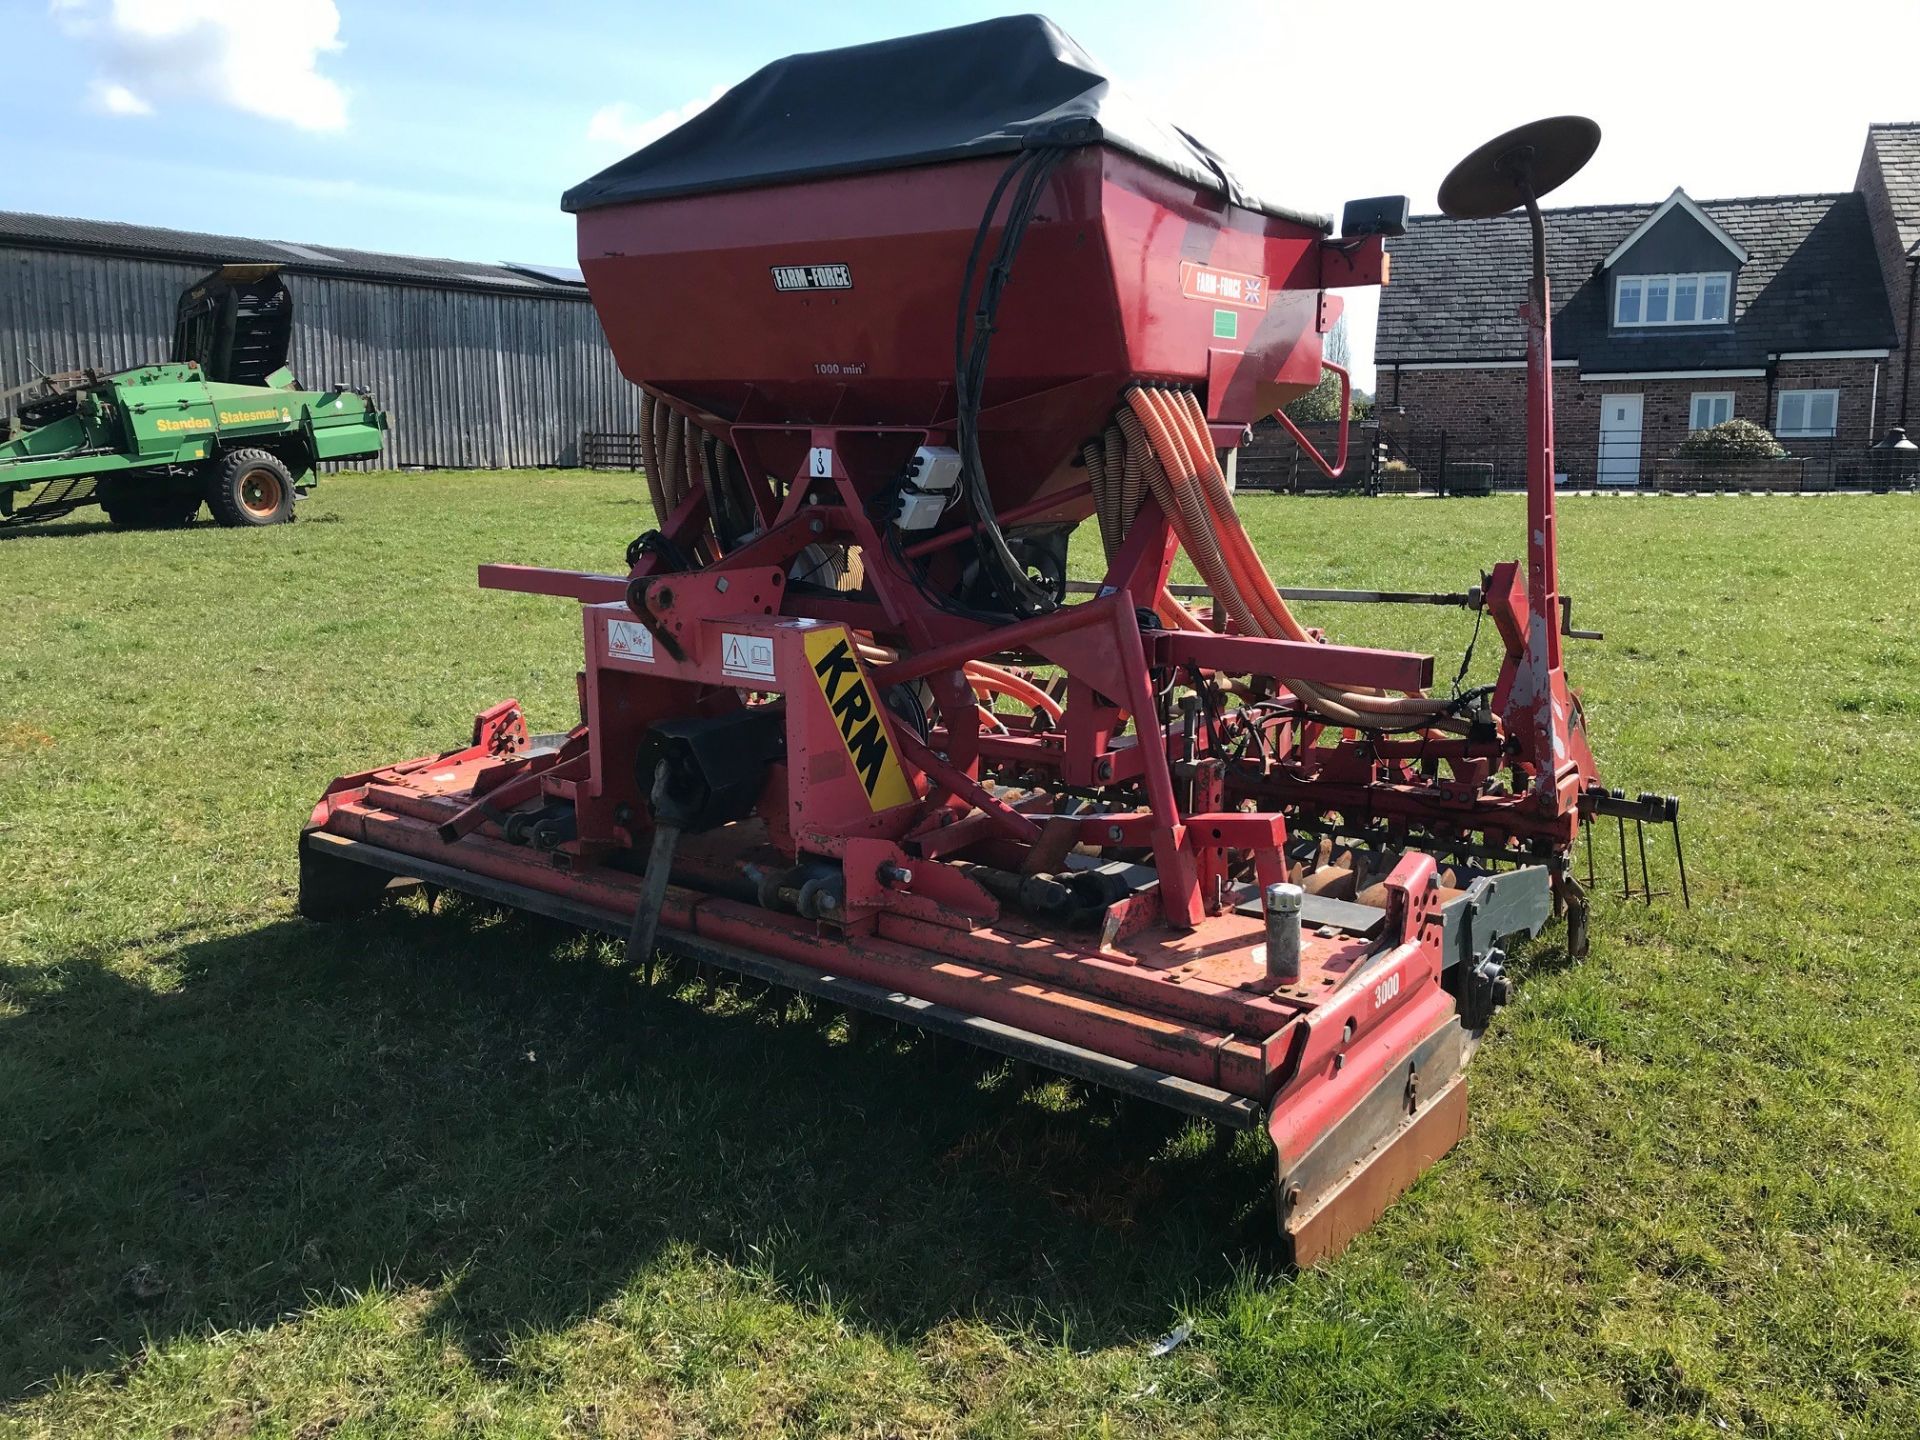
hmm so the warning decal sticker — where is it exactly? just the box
[607,617,656,663]
[721,631,777,685]
[1180,260,1268,309]
[803,629,915,810]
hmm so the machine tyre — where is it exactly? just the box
[207,448,296,527]
[99,476,200,529]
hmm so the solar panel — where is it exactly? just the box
[269,240,344,264]
[501,260,587,286]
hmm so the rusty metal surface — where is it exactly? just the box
[1279,1020,1471,1267]
[1284,1077,1468,1266]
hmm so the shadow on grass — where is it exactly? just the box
[0,514,248,542]
[0,516,117,541]
[0,510,346,543]
[2,899,1278,1397]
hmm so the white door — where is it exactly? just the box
[1597,394,1643,487]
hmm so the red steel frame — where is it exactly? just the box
[304,142,1598,1262]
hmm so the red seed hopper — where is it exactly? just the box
[303,18,1671,1262]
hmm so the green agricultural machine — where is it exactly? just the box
[0,264,387,529]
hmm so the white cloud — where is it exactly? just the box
[91,80,152,116]
[587,83,727,153]
[56,0,349,132]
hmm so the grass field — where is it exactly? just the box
[4,470,1919,1438]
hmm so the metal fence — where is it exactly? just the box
[1396,429,1916,493]
[1238,419,1919,495]
[576,417,1920,493]
[581,431,646,469]
[1236,419,1371,494]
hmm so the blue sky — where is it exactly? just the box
[7,1,1917,388]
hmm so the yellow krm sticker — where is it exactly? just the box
[803,627,916,810]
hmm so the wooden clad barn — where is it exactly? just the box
[0,211,641,469]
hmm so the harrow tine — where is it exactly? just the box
[627,767,683,984]
[1584,793,1691,910]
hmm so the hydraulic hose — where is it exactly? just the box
[1157,587,1209,632]
[687,420,706,525]
[638,392,668,529]
[651,396,672,509]
[1115,386,1458,731]
[1169,391,1450,720]
[1104,406,1241,634]
[853,636,1061,732]
[1118,396,1256,634]
[1082,438,1117,561]
[1113,420,1144,550]
[1158,388,1305,643]
[638,403,755,563]
[967,661,1066,724]
[660,405,684,516]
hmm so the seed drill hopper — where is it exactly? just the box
[302,18,1679,1262]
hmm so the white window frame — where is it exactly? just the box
[1700,272,1731,325]
[1775,388,1839,438]
[1689,392,1734,430]
[1614,271,1733,328]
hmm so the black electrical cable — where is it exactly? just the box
[952,144,1070,618]
[1184,664,1228,762]
[954,151,1038,391]
[787,543,842,589]
[870,473,1015,627]
[1451,581,1489,697]
[969,158,1059,544]
[1241,707,1270,765]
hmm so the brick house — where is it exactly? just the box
[1856,123,1920,423]
[1372,125,1918,488]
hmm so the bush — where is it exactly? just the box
[1677,418,1786,461]
[1281,372,1370,424]
[1282,369,1346,424]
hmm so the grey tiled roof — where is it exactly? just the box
[1377,192,1897,369]
[0,211,587,296]
[1867,122,1920,256]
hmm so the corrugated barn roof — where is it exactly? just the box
[0,211,587,297]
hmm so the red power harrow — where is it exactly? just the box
[301,25,1683,1262]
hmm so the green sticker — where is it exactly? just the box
[1213,308,1237,339]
